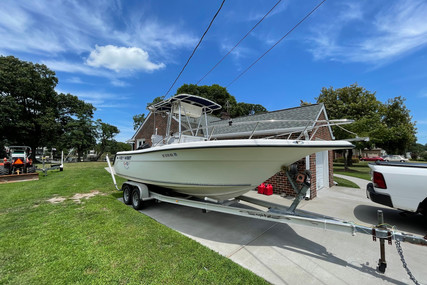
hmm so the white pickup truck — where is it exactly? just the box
[366,161,427,215]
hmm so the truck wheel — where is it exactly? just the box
[131,188,143,210]
[418,199,427,216]
[122,184,132,205]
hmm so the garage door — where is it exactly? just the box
[316,151,329,191]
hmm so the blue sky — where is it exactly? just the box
[1,0,427,144]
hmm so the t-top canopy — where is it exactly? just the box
[147,94,222,114]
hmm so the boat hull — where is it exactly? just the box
[114,139,352,200]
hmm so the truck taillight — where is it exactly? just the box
[373,171,387,189]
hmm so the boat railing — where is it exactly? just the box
[178,119,353,141]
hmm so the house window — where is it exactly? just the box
[136,139,145,149]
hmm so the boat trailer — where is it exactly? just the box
[106,156,427,276]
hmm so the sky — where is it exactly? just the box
[1,0,427,144]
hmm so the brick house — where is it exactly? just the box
[129,103,336,199]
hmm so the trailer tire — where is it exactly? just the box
[122,184,132,205]
[131,189,143,210]
[27,166,36,173]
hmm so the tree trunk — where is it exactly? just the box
[347,149,353,167]
[344,150,349,171]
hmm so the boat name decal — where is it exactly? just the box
[117,156,132,160]
[123,161,130,169]
[162,153,178,158]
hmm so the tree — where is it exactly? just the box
[0,56,59,156]
[376,97,416,154]
[95,119,119,160]
[232,102,267,117]
[316,84,417,167]
[176,84,266,117]
[0,56,96,159]
[108,141,132,154]
[408,143,426,160]
[63,113,96,161]
[316,83,383,167]
[132,113,145,130]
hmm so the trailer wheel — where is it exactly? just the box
[131,189,143,210]
[27,166,36,173]
[122,184,132,205]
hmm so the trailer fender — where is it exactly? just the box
[123,181,152,201]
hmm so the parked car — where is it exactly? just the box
[360,156,384,162]
[382,155,409,162]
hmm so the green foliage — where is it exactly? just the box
[147,96,163,107]
[176,84,267,118]
[95,119,120,159]
[334,157,360,164]
[63,113,97,161]
[0,56,59,152]
[376,96,416,154]
[233,102,267,117]
[132,113,146,130]
[107,141,131,154]
[316,83,417,154]
[0,56,106,159]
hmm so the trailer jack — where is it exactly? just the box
[373,210,390,273]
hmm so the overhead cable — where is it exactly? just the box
[162,0,226,99]
[226,0,327,88]
[196,0,282,85]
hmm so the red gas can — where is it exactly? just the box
[264,184,273,195]
[257,183,266,194]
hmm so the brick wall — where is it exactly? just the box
[262,111,334,199]
[133,114,178,149]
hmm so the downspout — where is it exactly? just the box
[304,131,311,200]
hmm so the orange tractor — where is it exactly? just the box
[0,146,38,182]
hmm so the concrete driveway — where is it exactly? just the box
[132,177,427,284]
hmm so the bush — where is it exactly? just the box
[334,157,360,163]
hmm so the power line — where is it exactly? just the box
[196,0,282,85]
[162,0,226,99]
[226,0,327,88]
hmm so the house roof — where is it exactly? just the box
[129,103,334,141]
[207,104,331,139]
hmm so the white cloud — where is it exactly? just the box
[308,0,427,65]
[86,45,165,72]
[0,1,196,79]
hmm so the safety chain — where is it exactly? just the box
[395,240,421,285]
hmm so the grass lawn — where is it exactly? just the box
[333,176,359,188]
[333,162,371,181]
[0,162,267,284]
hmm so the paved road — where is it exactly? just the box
[131,175,427,284]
